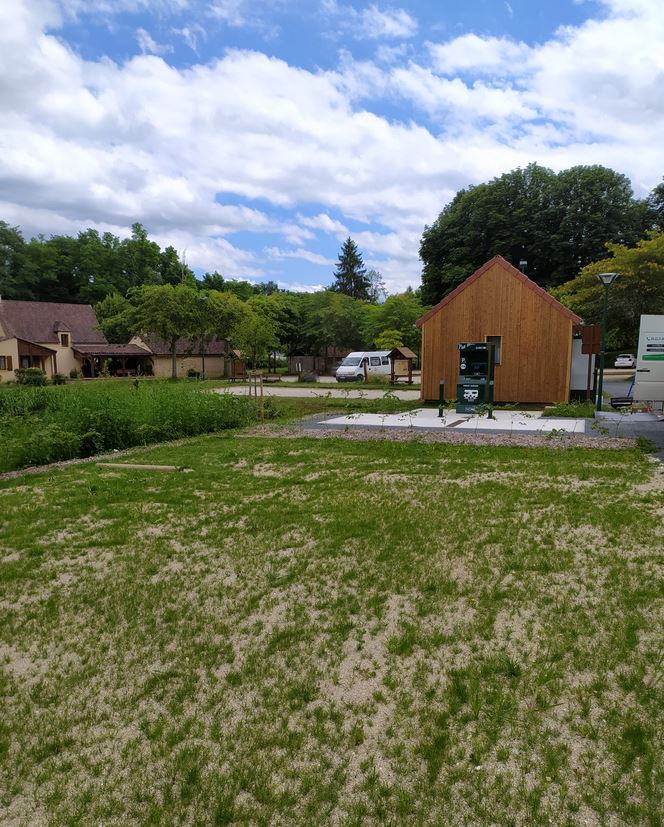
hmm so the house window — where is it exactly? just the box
[486,335,502,365]
[0,355,11,371]
[60,333,70,347]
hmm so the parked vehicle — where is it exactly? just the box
[614,354,636,368]
[335,351,392,382]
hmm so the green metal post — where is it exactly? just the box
[596,281,609,412]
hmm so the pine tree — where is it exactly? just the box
[331,237,370,301]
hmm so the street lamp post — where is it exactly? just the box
[595,272,619,412]
[198,295,208,381]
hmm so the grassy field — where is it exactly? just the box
[0,380,419,473]
[1,434,663,826]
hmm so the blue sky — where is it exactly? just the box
[1,0,662,292]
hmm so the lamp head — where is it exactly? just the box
[596,272,618,286]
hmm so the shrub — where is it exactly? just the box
[0,381,260,472]
[299,371,318,383]
[52,373,67,385]
[15,367,47,386]
[69,368,79,379]
[542,400,595,418]
[187,368,200,379]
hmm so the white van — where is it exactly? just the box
[336,351,392,382]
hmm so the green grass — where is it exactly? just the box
[0,381,262,472]
[0,435,662,825]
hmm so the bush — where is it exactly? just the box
[15,367,47,386]
[0,381,260,472]
[69,368,79,379]
[52,373,67,385]
[542,400,595,418]
[299,371,318,383]
[187,368,200,379]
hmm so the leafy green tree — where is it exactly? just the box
[128,283,200,378]
[95,293,133,342]
[364,290,426,353]
[159,246,195,286]
[120,223,162,289]
[648,179,664,230]
[420,163,653,304]
[247,293,306,357]
[302,291,367,358]
[552,231,664,349]
[331,238,370,301]
[374,329,403,350]
[232,308,278,369]
[0,222,30,299]
[366,269,386,304]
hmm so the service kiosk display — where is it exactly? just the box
[633,314,664,403]
[456,342,495,414]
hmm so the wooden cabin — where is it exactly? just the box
[416,256,582,403]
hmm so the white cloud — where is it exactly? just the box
[360,5,417,39]
[428,34,532,75]
[136,27,173,55]
[322,1,417,41]
[208,0,245,26]
[265,247,335,266]
[1,0,664,292]
[172,24,205,52]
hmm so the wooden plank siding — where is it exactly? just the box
[418,258,580,403]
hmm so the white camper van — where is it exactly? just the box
[336,351,392,382]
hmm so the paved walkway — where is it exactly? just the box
[215,385,421,401]
[320,407,587,433]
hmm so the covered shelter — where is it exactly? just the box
[416,256,582,403]
[388,346,416,384]
[73,344,154,378]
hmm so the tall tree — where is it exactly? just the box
[420,163,653,305]
[0,222,30,299]
[128,283,200,378]
[120,223,162,289]
[552,231,664,350]
[331,238,370,301]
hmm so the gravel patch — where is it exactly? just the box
[239,422,636,451]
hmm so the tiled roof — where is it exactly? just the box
[0,299,108,344]
[416,256,582,328]
[137,335,229,356]
[73,344,151,357]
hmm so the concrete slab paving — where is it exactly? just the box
[215,385,421,400]
[321,407,586,433]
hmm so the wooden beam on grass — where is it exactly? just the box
[97,463,193,473]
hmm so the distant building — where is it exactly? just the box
[0,298,231,380]
[130,335,230,379]
[416,256,582,403]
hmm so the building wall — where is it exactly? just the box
[152,354,227,379]
[420,262,574,403]
[37,342,81,377]
[0,338,19,383]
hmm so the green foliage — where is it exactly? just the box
[51,373,67,385]
[374,329,403,350]
[420,163,656,305]
[365,290,425,352]
[331,237,370,301]
[552,231,664,349]
[14,367,47,386]
[542,400,596,418]
[231,308,278,368]
[0,382,259,472]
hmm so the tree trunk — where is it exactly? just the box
[171,341,177,379]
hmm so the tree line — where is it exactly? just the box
[420,163,664,348]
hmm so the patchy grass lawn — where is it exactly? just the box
[1,435,663,826]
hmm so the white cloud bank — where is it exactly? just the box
[0,0,663,293]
